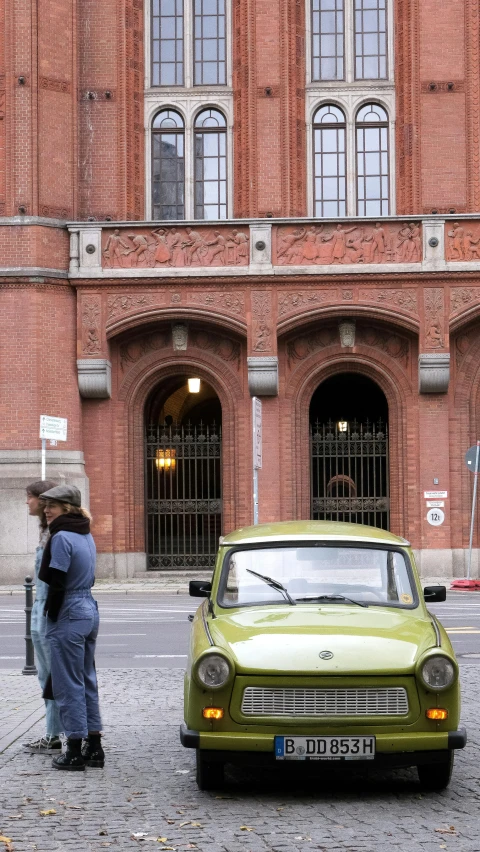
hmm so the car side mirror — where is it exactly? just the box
[189,580,212,598]
[423,585,447,602]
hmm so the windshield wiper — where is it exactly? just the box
[246,568,296,605]
[295,594,368,608]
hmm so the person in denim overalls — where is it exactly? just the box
[39,484,104,772]
[23,480,63,754]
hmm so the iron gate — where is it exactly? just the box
[145,422,222,569]
[310,420,389,530]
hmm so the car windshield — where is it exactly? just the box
[219,545,416,608]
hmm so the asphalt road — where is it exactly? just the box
[0,590,480,669]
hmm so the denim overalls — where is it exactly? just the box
[31,534,62,738]
[45,532,102,740]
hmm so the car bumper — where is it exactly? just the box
[180,724,467,755]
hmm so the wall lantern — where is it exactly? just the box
[338,421,348,433]
[155,448,176,470]
[188,378,201,393]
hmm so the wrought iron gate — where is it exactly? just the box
[310,420,389,530]
[145,422,222,569]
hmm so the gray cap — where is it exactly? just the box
[40,484,82,507]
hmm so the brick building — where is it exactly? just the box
[1,0,480,582]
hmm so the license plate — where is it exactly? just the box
[274,735,376,761]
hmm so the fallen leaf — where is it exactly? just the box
[174,770,190,774]
[131,833,148,840]
[7,814,22,819]
[157,839,168,843]
[166,820,176,824]
[240,826,254,832]
[179,822,190,827]
[66,805,83,810]
[435,828,456,835]
[39,809,56,816]
[190,823,203,828]
[0,838,12,845]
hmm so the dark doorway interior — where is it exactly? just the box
[145,377,222,570]
[309,373,389,530]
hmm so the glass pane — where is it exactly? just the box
[312,0,344,81]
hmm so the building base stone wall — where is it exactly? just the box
[95,552,147,580]
[0,451,88,584]
[413,548,477,580]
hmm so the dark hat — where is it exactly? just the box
[39,484,82,507]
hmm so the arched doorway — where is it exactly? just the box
[310,373,389,529]
[145,376,222,569]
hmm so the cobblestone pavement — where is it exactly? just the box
[1,667,479,852]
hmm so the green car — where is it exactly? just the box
[181,521,466,790]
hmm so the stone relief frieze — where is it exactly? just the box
[446,222,480,260]
[107,293,165,323]
[190,329,241,369]
[356,326,410,369]
[286,324,410,371]
[102,226,249,269]
[450,287,480,314]
[120,331,169,372]
[82,296,101,355]
[287,327,337,366]
[251,291,272,352]
[189,291,246,316]
[424,289,445,349]
[358,288,418,314]
[274,222,421,266]
[455,330,476,368]
[278,290,340,316]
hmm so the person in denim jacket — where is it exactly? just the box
[23,479,63,754]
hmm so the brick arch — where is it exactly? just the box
[277,303,420,337]
[107,307,247,340]
[280,346,416,540]
[116,345,246,554]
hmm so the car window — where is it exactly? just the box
[220,545,415,607]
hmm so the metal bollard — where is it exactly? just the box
[22,575,37,676]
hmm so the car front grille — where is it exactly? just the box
[241,686,409,717]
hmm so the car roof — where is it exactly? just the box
[221,520,410,547]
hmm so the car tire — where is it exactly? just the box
[417,752,454,791]
[195,750,224,790]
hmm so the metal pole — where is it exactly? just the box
[253,468,259,525]
[467,440,480,582]
[41,437,46,479]
[22,576,37,675]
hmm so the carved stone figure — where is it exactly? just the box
[205,231,226,265]
[172,323,188,351]
[152,228,172,266]
[338,320,356,348]
[103,229,131,268]
[277,228,306,263]
[322,224,357,262]
[447,222,465,260]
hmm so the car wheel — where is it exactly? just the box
[195,750,224,790]
[417,752,454,791]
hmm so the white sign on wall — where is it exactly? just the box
[253,397,262,470]
[39,415,68,442]
[426,508,445,526]
[424,491,448,500]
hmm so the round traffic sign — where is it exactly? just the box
[465,444,480,472]
[427,508,445,526]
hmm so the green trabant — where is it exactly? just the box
[180,521,466,790]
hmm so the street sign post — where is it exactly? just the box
[252,398,262,524]
[452,441,480,590]
[39,416,68,479]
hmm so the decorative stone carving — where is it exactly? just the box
[172,323,188,351]
[191,329,241,368]
[446,222,480,260]
[358,288,418,314]
[339,320,356,348]
[287,327,337,365]
[450,287,480,314]
[278,290,340,316]
[77,359,112,399]
[274,222,422,265]
[101,226,250,269]
[424,289,445,349]
[251,291,272,352]
[189,291,246,316]
[247,357,278,396]
[455,331,475,368]
[357,327,410,370]
[418,354,450,394]
[107,293,159,322]
[250,224,272,267]
[79,230,102,270]
[82,297,101,355]
[120,332,169,372]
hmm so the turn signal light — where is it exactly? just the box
[202,707,224,720]
[426,708,448,720]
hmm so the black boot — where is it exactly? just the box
[52,738,85,771]
[81,733,105,768]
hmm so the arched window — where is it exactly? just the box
[312,0,344,81]
[194,109,227,220]
[354,0,387,79]
[152,0,184,86]
[356,103,389,216]
[152,110,185,220]
[194,0,226,85]
[313,105,346,218]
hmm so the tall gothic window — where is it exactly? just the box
[152,110,185,220]
[354,0,387,79]
[356,103,389,216]
[194,0,226,85]
[313,105,346,217]
[312,0,344,81]
[194,109,227,219]
[152,0,184,86]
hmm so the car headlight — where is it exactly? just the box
[196,654,231,689]
[421,656,456,690]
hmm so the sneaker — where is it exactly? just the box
[23,735,62,754]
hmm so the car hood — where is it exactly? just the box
[210,606,437,675]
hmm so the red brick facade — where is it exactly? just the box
[1,0,480,580]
